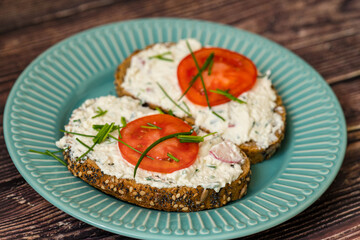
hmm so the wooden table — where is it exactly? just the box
[1,0,359,239]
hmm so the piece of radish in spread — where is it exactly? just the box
[209,141,244,164]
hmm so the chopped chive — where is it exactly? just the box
[92,107,108,119]
[212,111,225,121]
[177,131,216,143]
[167,153,180,162]
[186,40,211,109]
[208,57,214,75]
[182,101,190,112]
[147,123,161,129]
[168,109,174,116]
[60,129,95,138]
[45,150,67,166]
[76,138,92,149]
[149,51,174,62]
[140,126,158,129]
[121,116,127,127]
[78,142,97,159]
[93,124,120,131]
[156,82,191,116]
[209,89,246,104]
[156,107,164,114]
[108,135,154,160]
[73,119,81,122]
[207,165,217,169]
[178,52,214,101]
[118,127,122,139]
[29,149,67,166]
[134,130,194,177]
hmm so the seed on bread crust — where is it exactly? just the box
[64,149,251,212]
[114,44,286,164]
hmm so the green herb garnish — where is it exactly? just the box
[182,101,190,112]
[178,52,215,101]
[209,89,246,104]
[207,165,217,169]
[141,123,162,130]
[168,109,174,116]
[76,138,92,149]
[92,107,108,119]
[121,117,127,127]
[157,82,191,116]
[93,124,120,131]
[156,107,165,114]
[29,149,67,166]
[211,111,225,121]
[149,51,174,62]
[60,129,95,138]
[177,131,217,143]
[79,123,114,159]
[134,130,194,177]
[186,41,211,109]
[108,135,154,160]
[207,57,214,75]
[167,152,180,162]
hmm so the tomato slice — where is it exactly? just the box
[118,114,199,173]
[177,47,257,106]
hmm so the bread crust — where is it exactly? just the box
[114,45,286,164]
[64,150,251,212]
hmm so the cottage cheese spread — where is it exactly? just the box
[122,39,284,148]
[56,96,245,191]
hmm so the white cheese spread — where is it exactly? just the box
[56,96,245,191]
[122,39,284,148]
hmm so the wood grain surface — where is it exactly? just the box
[1,0,359,239]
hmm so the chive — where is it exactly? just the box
[79,123,114,159]
[29,149,67,166]
[118,127,122,139]
[178,52,214,101]
[60,129,95,138]
[208,58,214,75]
[177,131,216,143]
[93,124,120,131]
[156,107,164,114]
[121,117,127,127]
[149,51,173,62]
[76,138,92,149]
[45,150,67,166]
[209,89,246,104]
[92,107,108,119]
[167,153,180,162]
[212,111,225,121]
[140,126,158,130]
[207,165,217,169]
[29,149,63,155]
[182,101,190,112]
[156,82,191,116]
[108,135,154,160]
[134,130,193,177]
[186,40,211,109]
[168,109,174,116]
[78,142,97,159]
[147,123,161,129]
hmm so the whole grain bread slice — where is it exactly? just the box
[64,149,251,212]
[114,45,286,164]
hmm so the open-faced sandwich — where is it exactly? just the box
[56,96,250,212]
[115,39,286,164]
[53,39,285,212]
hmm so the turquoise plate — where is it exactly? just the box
[4,18,347,239]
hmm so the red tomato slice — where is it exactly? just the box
[118,114,199,173]
[177,47,257,106]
